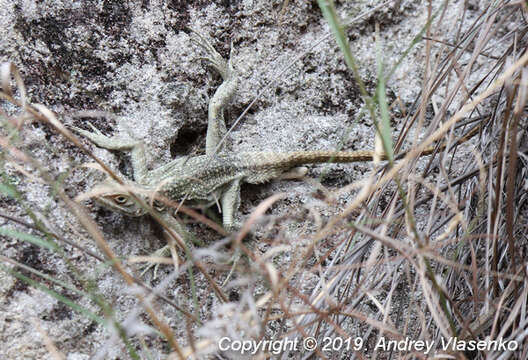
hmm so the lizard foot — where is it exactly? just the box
[73,122,141,151]
[138,245,172,279]
[189,29,234,81]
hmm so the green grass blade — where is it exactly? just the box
[0,226,58,251]
[376,25,394,162]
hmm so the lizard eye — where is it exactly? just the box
[112,195,128,204]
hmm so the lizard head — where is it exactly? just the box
[90,178,164,217]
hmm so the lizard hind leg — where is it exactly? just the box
[219,179,244,287]
[220,179,242,232]
[189,29,239,155]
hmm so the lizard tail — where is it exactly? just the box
[244,125,480,184]
[282,150,385,165]
[254,146,434,171]
[283,124,481,166]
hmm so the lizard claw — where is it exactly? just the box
[72,123,142,151]
[87,122,104,135]
[189,29,232,80]
[189,30,217,56]
[72,122,108,143]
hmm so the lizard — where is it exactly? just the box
[73,30,479,265]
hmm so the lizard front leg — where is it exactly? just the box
[140,211,198,278]
[73,124,148,183]
[190,30,239,155]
